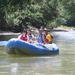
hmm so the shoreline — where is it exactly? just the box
[0,27,75,35]
[0,32,20,36]
[51,26,75,32]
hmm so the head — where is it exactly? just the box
[27,29,31,35]
[23,29,27,35]
[35,29,41,35]
[43,28,48,34]
[39,29,43,34]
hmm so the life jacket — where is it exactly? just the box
[20,33,28,41]
[45,34,53,43]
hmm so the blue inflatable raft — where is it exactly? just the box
[5,38,59,56]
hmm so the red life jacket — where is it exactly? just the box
[20,33,28,41]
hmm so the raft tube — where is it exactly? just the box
[5,38,59,56]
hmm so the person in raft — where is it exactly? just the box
[18,29,28,41]
[18,29,34,42]
[36,29,45,44]
[43,28,53,44]
[27,29,35,43]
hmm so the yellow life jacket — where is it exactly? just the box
[46,34,53,43]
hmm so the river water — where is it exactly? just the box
[0,30,75,75]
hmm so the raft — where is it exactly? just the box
[0,41,8,46]
[5,38,59,56]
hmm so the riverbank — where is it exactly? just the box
[0,31,20,36]
[0,26,75,35]
[55,26,75,31]
[51,26,75,32]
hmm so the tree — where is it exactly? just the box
[0,0,75,31]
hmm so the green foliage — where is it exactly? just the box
[0,0,75,31]
[56,0,75,26]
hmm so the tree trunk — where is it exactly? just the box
[0,11,8,31]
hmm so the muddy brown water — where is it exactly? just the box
[0,30,75,75]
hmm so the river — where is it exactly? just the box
[0,30,75,75]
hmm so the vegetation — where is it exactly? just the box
[0,0,75,32]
